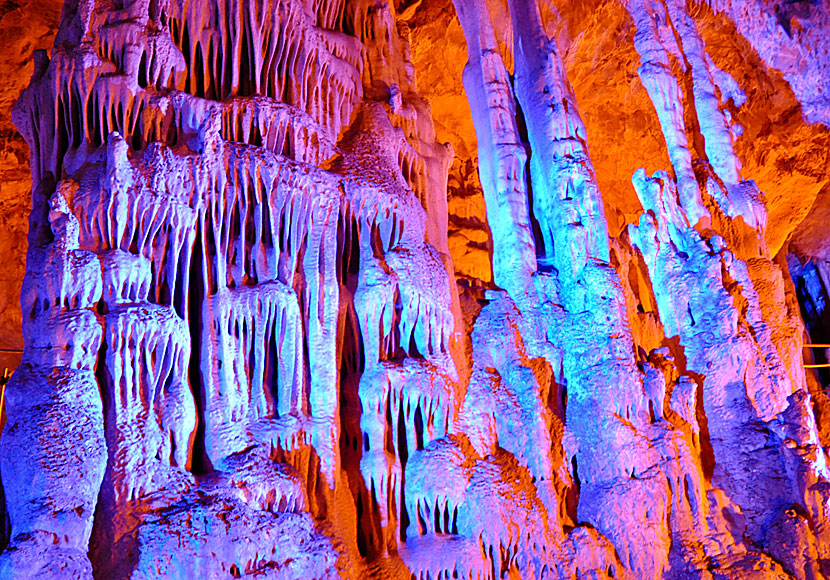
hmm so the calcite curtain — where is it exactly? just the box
[0,0,829,578]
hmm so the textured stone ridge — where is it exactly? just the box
[2,0,830,579]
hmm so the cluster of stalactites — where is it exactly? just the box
[12,0,366,191]
[450,0,615,300]
[627,168,829,556]
[345,361,454,553]
[1,0,471,578]
[435,1,830,579]
[626,0,766,232]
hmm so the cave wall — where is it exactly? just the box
[1,0,830,579]
[0,0,63,372]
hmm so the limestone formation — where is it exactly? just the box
[1,0,830,578]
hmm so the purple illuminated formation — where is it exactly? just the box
[1,0,830,578]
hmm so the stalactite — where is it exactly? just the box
[507,0,610,281]
[450,0,537,299]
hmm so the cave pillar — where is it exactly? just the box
[506,0,610,285]
[451,0,537,299]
